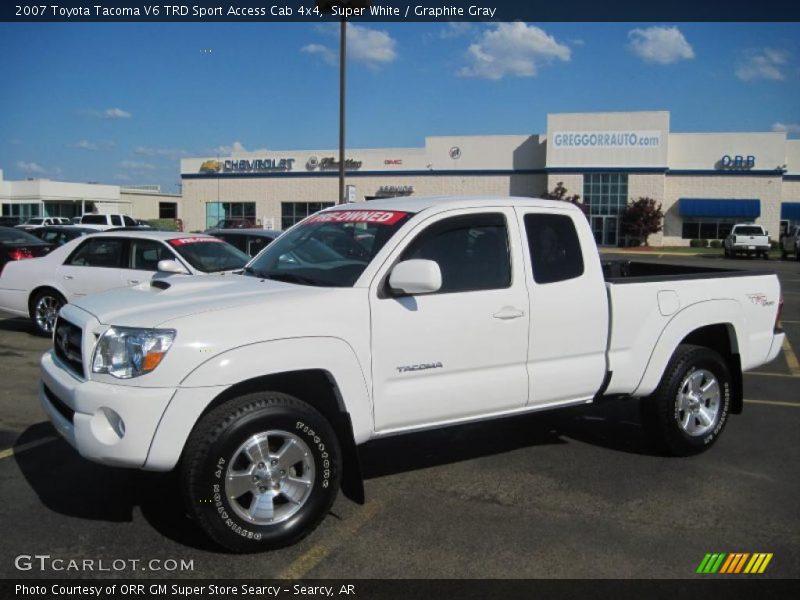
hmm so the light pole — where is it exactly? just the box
[338,17,346,204]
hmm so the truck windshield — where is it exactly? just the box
[243,209,413,287]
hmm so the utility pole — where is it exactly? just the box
[338,17,346,204]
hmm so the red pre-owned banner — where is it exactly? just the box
[303,210,409,226]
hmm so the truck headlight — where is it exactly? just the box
[92,327,176,379]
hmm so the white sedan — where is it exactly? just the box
[0,230,250,335]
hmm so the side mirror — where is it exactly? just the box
[157,259,189,275]
[389,259,442,295]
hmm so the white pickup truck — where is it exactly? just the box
[39,197,785,552]
[723,223,771,259]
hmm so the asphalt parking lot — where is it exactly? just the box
[0,252,798,580]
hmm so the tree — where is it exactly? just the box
[542,182,588,215]
[621,197,664,246]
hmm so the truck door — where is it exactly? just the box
[370,209,530,432]
[516,209,609,406]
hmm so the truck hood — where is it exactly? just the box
[70,275,334,328]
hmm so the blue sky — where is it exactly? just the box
[1,21,798,192]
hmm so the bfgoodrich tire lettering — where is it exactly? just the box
[181,391,341,552]
[640,344,732,456]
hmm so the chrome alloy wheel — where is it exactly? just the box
[225,431,315,525]
[675,369,721,437]
[35,295,61,334]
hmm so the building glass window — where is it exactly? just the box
[2,203,41,219]
[681,218,738,240]
[281,202,335,230]
[583,173,628,246]
[159,202,177,219]
[206,202,257,229]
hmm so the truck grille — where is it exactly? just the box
[53,317,84,378]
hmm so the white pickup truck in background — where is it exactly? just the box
[724,223,771,259]
[39,197,785,552]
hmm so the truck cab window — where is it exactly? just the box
[401,213,511,293]
[524,213,584,284]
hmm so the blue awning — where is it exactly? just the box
[679,198,760,218]
[781,202,800,220]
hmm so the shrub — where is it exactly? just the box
[690,239,708,248]
[146,218,179,231]
[709,240,723,248]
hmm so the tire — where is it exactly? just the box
[762,251,769,260]
[29,289,66,336]
[781,248,788,260]
[181,391,342,552]
[640,344,732,456]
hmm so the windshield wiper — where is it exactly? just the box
[242,266,268,278]
[265,272,321,286]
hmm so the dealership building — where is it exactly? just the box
[179,110,800,245]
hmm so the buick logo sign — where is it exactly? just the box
[449,146,461,160]
[306,156,319,170]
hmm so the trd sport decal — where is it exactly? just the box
[396,362,443,374]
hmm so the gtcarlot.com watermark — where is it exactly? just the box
[14,554,194,573]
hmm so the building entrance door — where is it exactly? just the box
[591,216,618,246]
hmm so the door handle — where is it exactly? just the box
[493,307,525,320]
[63,275,74,280]
[128,279,140,285]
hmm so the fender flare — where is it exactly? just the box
[633,300,743,397]
[145,337,373,474]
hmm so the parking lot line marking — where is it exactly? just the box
[781,334,800,376]
[744,399,800,408]
[0,436,57,461]
[276,500,382,580]
[745,371,800,379]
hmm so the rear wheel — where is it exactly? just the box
[640,344,732,456]
[29,289,65,336]
[181,391,341,552]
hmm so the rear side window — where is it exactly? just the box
[247,235,273,256]
[81,215,107,225]
[66,238,125,268]
[401,213,511,293]
[218,234,247,253]
[733,226,763,236]
[524,213,584,284]
[123,216,137,226]
[110,215,123,226]
[129,239,175,271]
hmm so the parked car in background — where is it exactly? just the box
[781,225,800,261]
[209,218,259,229]
[0,216,23,227]
[78,214,140,231]
[0,226,53,274]
[723,224,770,259]
[30,226,97,247]
[0,231,250,335]
[206,228,281,257]
[16,217,70,230]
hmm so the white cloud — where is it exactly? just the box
[134,146,189,159]
[304,24,397,68]
[736,49,789,81]
[84,107,132,119]
[440,22,472,40]
[74,140,98,150]
[628,26,694,65]
[213,141,251,155]
[458,22,571,80]
[120,160,155,170]
[15,161,47,174]
[773,122,800,135]
[302,43,337,66]
[113,173,132,181]
[347,24,397,65]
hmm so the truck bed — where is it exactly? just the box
[601,259,771,283]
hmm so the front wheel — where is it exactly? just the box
[30,289,65,336]
[640,344,732,456]
[181,392,342,552]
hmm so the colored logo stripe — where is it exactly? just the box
[697,553,773,574]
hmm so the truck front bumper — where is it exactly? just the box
[40,350,177,468]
